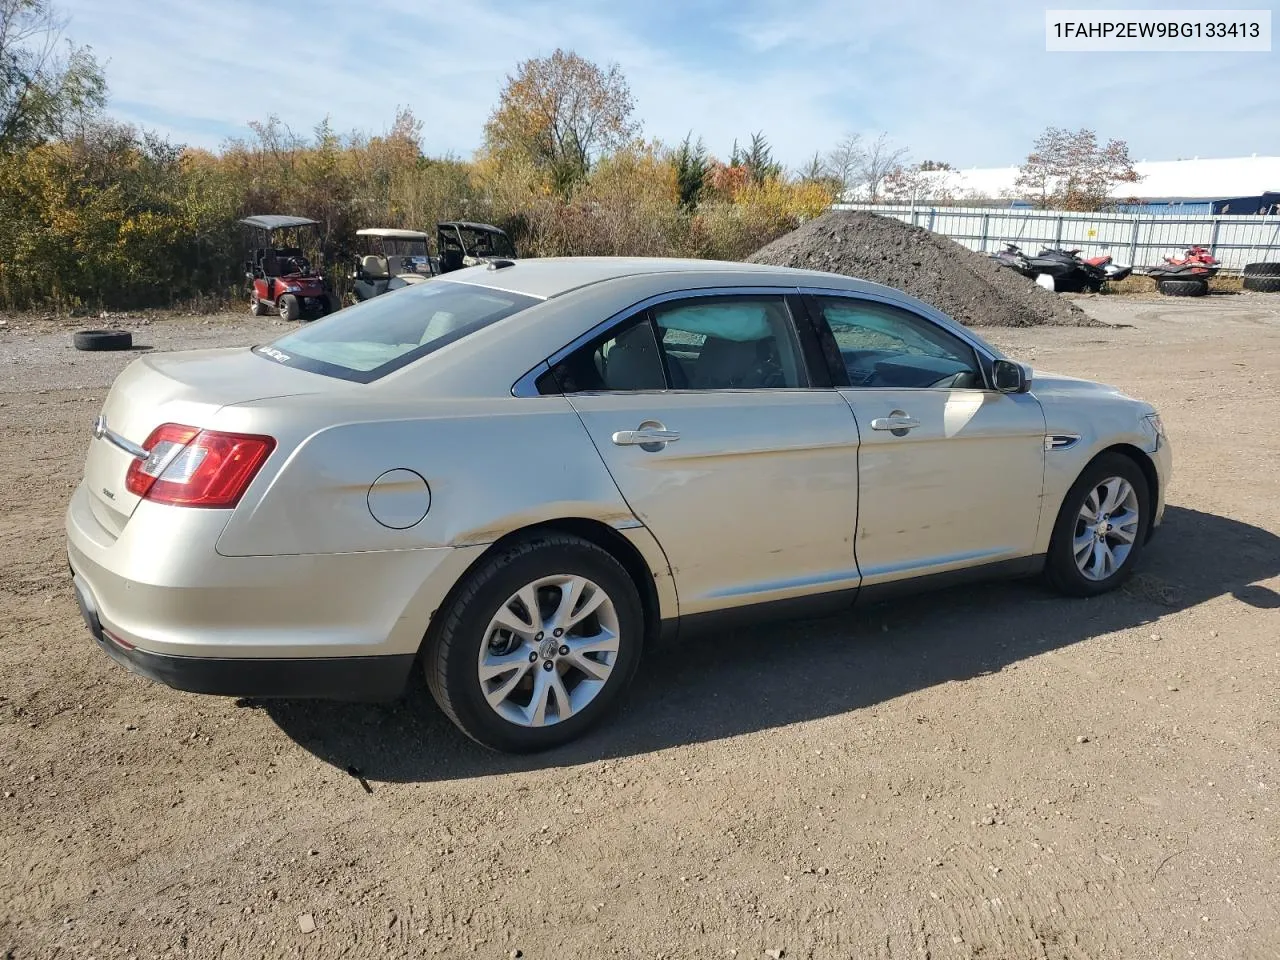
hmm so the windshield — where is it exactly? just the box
[443,227,516,259]
[256,280,540,383]
[383,238,428,257]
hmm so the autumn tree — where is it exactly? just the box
[0,0,104,151]
[883,160,959,204]
[1015,127,1139,211]
[483,49,638,192]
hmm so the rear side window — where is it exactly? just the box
[653,296,806,390]
[545,294,808,395]
[257,280,539,383]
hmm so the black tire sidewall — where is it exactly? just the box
[1243,275,1280,293]
[431,537,644,752]
[72,329,132,351]
[1242,261,1280,277]
[1157,279,1207,297]
[278,294,299,321]
[1046,453,1151,597]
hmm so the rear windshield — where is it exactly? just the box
[255,280,540,383]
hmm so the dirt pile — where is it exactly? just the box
[748,210,1096,327]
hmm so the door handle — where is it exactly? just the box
[870,415,920,432]
[612,420,680,449]
[612,429,680,446]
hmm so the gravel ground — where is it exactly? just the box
[748,211,1094,328]
[1,295,1279,960]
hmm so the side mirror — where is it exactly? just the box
[993,359,1032,394]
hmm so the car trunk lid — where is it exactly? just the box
[83,348,330,537]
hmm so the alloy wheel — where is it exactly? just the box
[1072,476,1141,581]
[477,575,620,727]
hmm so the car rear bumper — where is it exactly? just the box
[65,482,487,697]
[71,570,412,699]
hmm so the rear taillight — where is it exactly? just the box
[125,423,275,508]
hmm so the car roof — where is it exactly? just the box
[241,215,319,231]
[437,221,504,232]
[356,228,430,239]
[440,256,877,300]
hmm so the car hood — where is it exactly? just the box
[1030,369,1146,407]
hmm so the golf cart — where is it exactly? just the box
[241,215,339,321]
[351,228,434,302]
[435,221,518,273]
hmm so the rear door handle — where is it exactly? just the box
[870,415,920,432]
[612,420,680,449]
[612,429,680,445]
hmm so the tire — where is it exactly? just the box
[1242,261,1280,277]
[277,294,300,321]
[1242,275,1280,293]
[1044,452,1151,598]
[1157,279,1207,297]
[249,294,268,316]
[320,292,341,315]
[72,329,132,352]
[425,533,645,753]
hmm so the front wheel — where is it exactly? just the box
[1044,453,1151,597]
[277,293,301,321]
[424,534,644,752]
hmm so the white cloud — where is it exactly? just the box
[59,0,1280,168]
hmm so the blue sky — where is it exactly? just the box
[60,0,1278,169]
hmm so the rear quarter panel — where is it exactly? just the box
[213,396,639,557]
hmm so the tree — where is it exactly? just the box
[0,0,104,151]
[483,48,638,192]
[1014,127,1140,211]
[740,131,782,184]
[824,133,864,198]
[671,132,709,209]
[883,160,959,204]
[858,132,909,203]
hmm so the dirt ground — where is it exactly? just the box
[1,293,1278,960]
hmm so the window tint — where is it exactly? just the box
[259,280,539,383]
[546,316,667,394]
[815,297,982,389]
[652,295,806,390]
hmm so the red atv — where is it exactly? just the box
[1145,246,1220,298]
[1164,245,1219,268]
[241,215,339,321]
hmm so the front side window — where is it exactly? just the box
[815,296,983,389]
[258,280,539,383]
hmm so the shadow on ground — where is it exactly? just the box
[264,505,1279,783]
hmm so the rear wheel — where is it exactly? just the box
[1044,453,1151,597]
[1157,279,1207,297]
[278,294,300,321]
[425,533,644,752]
[249,293,267,316]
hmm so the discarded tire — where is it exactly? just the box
[1241,261,1280,277]
[1243,275,1280,293]
[1157,279,1208,297]
[72,329,133,351]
